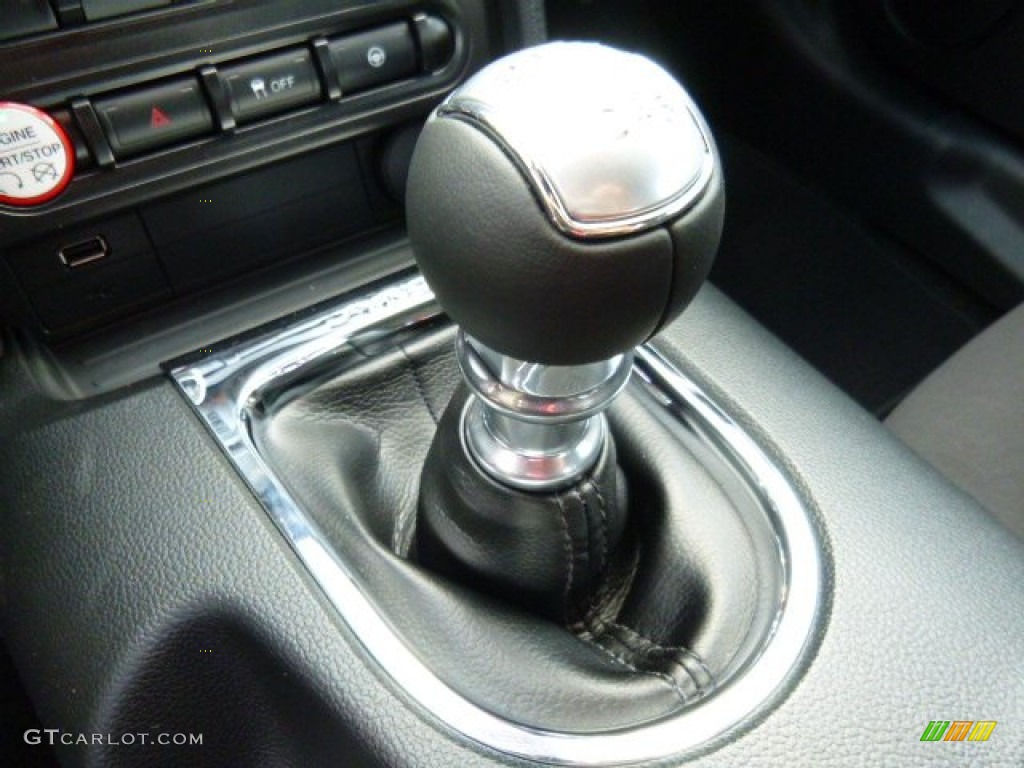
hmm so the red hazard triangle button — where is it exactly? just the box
[150,107,172,128]
[93,80,212,157]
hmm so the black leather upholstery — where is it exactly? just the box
[252,322,756,731]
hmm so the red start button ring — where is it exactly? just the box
[0,101,75,207]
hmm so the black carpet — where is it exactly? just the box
[710,140,994,415]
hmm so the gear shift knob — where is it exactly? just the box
[407,41,724,366]
[409,42,723,492]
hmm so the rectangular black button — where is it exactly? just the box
[221,49,322,124]
[329,22,417,95]
[0,0,58,42]
[81,0,172,22]
[94,77,213,158]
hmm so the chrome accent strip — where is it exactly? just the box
[170,273,824,766]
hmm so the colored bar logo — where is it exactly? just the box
[920,720,997,742]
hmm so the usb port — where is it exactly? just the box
[58,236,110,269]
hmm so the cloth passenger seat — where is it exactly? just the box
[886,303,1024,538]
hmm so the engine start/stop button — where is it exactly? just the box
[0,102,75,207]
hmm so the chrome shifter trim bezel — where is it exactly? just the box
[170,273,825,767]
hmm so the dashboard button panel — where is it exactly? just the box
[329,22,418,94]
[75,15,454,164]
[222,49,322,124]
[93,77,214,158]
[0,1,481,339]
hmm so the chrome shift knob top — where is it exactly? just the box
[407,41,724,366]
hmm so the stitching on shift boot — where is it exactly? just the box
[601,620,714,697]
[573,611,714,705]
[569,487,590,582]
[649,644,714,695]
[566,487,604,622]
[554,492,575,611]
[587,478,609,576]
[573,529,639,631]
[578,635,693,704]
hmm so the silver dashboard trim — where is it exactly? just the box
[170,272,825,766]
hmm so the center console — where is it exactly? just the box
[0,3,1021,768]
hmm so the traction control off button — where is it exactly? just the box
[0,102,75,207]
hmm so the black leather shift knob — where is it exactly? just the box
[407,42,724,366]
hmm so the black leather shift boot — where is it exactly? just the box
[418,388,627,624]
[252,321,759,731]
